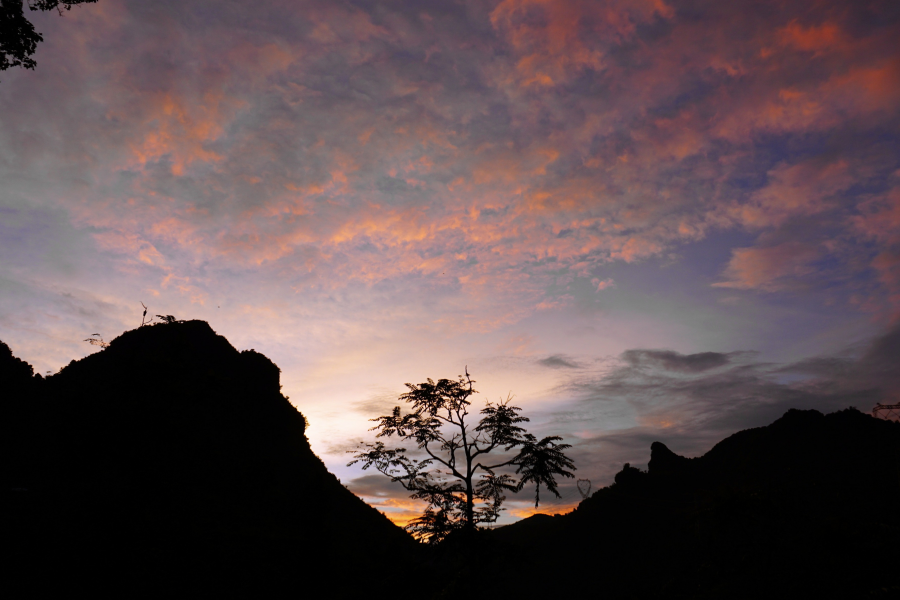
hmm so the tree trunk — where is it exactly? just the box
[465,479,474,529]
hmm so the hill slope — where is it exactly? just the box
[437,408,900,598]
[2,321,415,594]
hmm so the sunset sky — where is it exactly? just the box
[2,0,899,525]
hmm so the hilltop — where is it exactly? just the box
[1,321,415,595]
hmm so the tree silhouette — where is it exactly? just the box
[348,370,574,543]
[0,0,96,75]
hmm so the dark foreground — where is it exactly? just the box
[3,321,898,598]
[440,407,900,598]
[2,321,414,596]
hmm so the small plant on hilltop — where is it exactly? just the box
[140,302,151,327]
[138,302,181,327]
[83,333,109,348]
[348,369,575,544]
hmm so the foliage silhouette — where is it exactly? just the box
[0,0,96,77]
[83,333,108,347]
[349,369,574,543]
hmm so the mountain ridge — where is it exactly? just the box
[434,406,900,598]
[2,321,415,595]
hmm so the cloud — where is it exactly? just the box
[562,325,900,439]
[508,501,582,519]
[593,278,616,291]
[621,350,734,373]
[713,242,821,291]
[4,0,898,328]
[352,390,404,416]
[515,324,900,500]
[343,473,427,527]
[727,159,856,229]
[538,354,580,369]
[852,186,900,320]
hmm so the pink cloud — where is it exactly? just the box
[490,0,673,89]
[93,231,165,267]
[713,243,821,291]
[5,0,899,331]
[593,278,616,291]
[853,187,900,244]
[725,159,856,229]
[853,187,900,319]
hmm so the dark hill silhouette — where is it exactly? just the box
[0,339,42,489]
[6,325,899,598]
[2,321,415,596]
[432,408,900,598]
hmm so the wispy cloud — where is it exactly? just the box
[537,354,581,369]
[621,349,737,373]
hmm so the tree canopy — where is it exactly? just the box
[348,370,575,543]
[0,0,96,74]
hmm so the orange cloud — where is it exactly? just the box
[509,501,581,519]
[490,0,672,87]
[491,0,600,87]
[778,20,848,56]
[356,496,426,529]
[823,58,900,114]
[490,0,672,88]
[122,90,238,176]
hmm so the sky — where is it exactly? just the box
[1,0,899,526]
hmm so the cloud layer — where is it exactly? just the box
[3,0,898,326]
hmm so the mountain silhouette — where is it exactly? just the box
[433,408,900,598]
[2,321,415,595]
